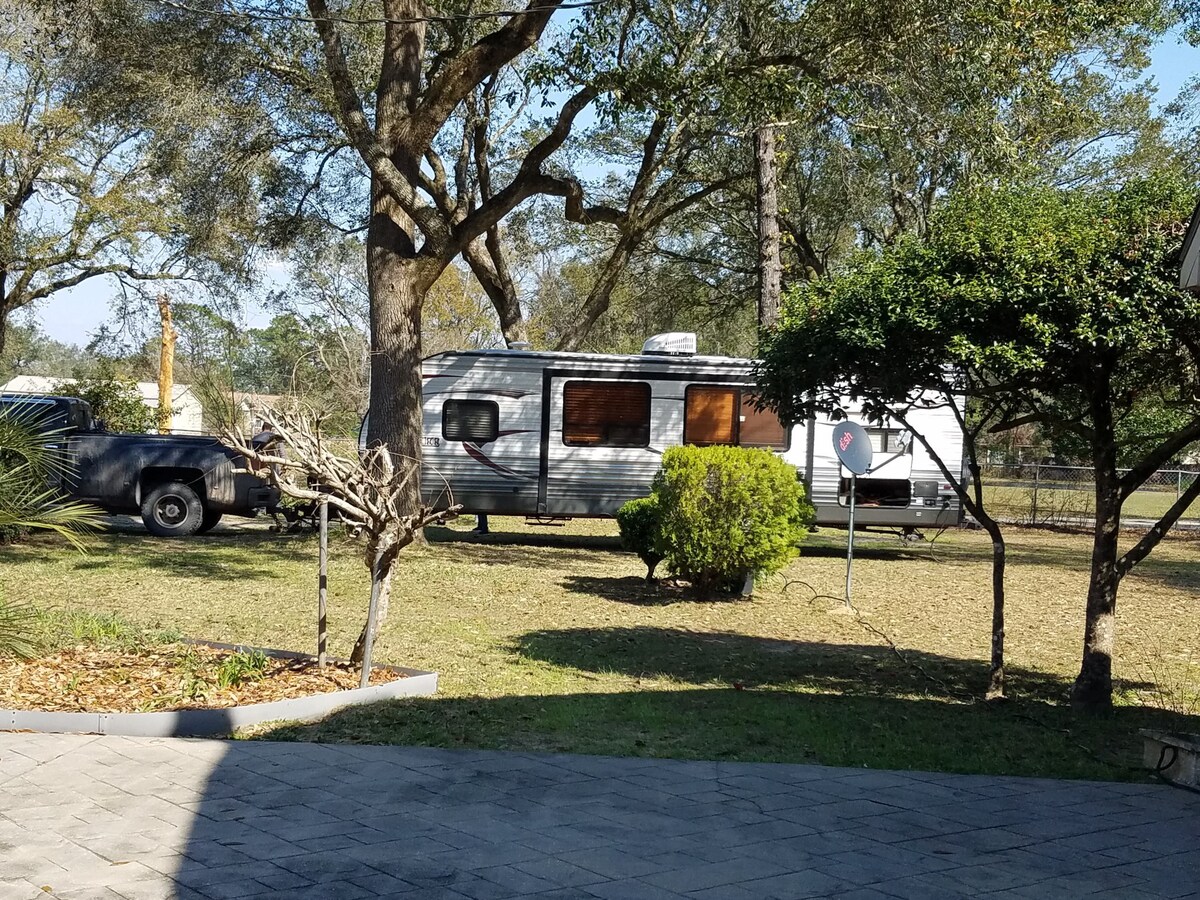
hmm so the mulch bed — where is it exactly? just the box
[0,644,398,714]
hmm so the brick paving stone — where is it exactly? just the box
[556,847,667,880]
[641,858,794,893]
[0,733,1195,900]
[578,879,688,900]
[737,868,858,898]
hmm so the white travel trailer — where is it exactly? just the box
[416,334,964,530]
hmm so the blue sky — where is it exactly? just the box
[26,31,1200,349]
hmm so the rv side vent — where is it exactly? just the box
[642,332,697,356]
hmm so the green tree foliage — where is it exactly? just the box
[52,363,156,433]
[615,496,664,583]
[759,174,1200,711]
[508,0,1178,353]
[0,1,266,356]
[0,321,96,382]
[651,446,811,597]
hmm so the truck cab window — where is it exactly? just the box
[563,381,651,447]
[443,400,499,443]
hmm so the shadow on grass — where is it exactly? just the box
[1124,555,1200,594]
[252,686,1197,783]
[512,626,1095,704]
[424,526,625,569]
[0,520,317,581]
[67,552,284,580]
[798,539,941,562]
[425,524,623,553]
[561,574,748,606]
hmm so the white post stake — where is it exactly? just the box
[359,549,383,689]
[318,498,328,668]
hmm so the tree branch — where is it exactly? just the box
[306,0,447,245]
[1117,471,1200,578]
[1118,418,1200,500]
[414,0,565,147]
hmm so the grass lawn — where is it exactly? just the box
[1,516,1197,781]
[983,481,1200,523]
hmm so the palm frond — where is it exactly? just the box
[0,404,101,549]
[0,595,39,659]
[0,401,76,482]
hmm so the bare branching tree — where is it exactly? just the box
[225,406,456,671]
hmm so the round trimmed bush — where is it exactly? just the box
[616,495,664,582]
[653,445,812,596]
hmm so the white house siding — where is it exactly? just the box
[1,375,204,435]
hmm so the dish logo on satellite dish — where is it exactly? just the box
[838,432,854,452]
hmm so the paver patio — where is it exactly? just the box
[0,733,1196,899]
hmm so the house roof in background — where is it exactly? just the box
[0,376,199,406]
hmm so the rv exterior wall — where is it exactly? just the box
[417,349,963,529]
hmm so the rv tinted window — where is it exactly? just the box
[442,400,499,443]
[738,394,787,449]
[684,385,738,445]
[867,428,904,454]
[563,381,651,447]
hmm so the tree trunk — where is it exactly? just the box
[554,234,638,351]
[350,550,395,665]
[1071,488,1121,712]
[364,200,425,521]
[464,238,527,346]
[904,406,1006,701]
[1072,381,1121,713]
[362,0,427,520]
[156,294,176,434]
[755,124,782,331]
[983,522,1006,700]
[0,296,9,360]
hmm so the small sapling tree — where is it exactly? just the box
[226,407,455,674]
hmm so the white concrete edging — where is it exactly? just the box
[0,640,437,738]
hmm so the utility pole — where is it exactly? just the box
[156,294,177,434]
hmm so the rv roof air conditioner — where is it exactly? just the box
[642,332,697,356]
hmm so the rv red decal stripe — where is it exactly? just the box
[462,442,536,480]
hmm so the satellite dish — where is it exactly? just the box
[832,421,873,475]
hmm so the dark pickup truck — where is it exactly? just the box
[1,393,278,537]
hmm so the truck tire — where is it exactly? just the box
[142,481,205,537]
[197,511,223,534]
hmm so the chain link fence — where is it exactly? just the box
[980,463,1200,529]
